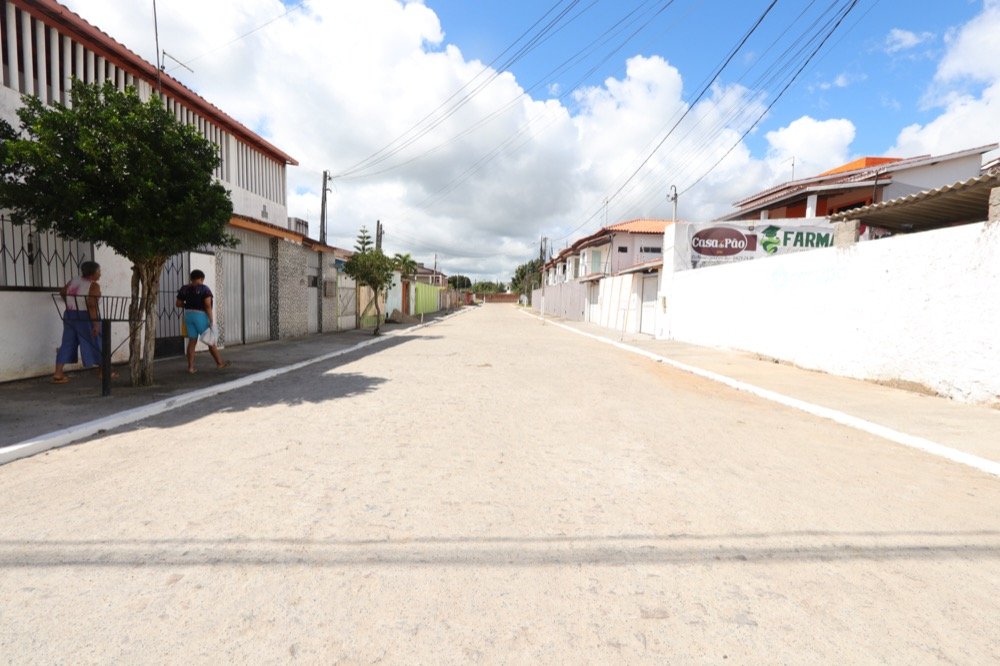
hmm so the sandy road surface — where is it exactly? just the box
[2,305,998,663]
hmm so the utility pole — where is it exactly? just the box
[540,236,547,324]
[319,170,330,245]
[668,185,678,225]
[375,219,383,251]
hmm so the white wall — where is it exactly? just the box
[385,271,403,315]
[594,274,640,334]
[663,221,1000,404]
[884,155,983,199]
[1,245,132,381]
[189,251,217,351]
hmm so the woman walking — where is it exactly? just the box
[176,269,229,374]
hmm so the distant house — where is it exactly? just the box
[719,144,998,222]
[413,263,447,286]
[544,219,670,285]
[0,0,359,382]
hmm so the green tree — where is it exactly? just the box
[510,258,542,295]
[0,81,233,386]
[471,280,504,294]
[392,252,418,279]
[447,275,472,289]
[343,227,395,335]
[354,225,374,253]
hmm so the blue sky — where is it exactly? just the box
[425,0,986,160]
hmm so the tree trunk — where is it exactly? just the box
[127,258,166,387]
[127,269,143,386]
[373,291,381,336]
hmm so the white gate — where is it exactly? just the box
[221,229,272,345]
[639,274,658,335]
[337,272,357,330]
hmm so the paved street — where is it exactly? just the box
[2,305,998,663]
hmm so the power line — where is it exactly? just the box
[166,1,308,73]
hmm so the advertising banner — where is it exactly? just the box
[675,220,837,270]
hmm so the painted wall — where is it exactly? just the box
[530,282,586,321]
[1,245,131,381]
[593,274,640,334]
[413,282,442,315]
[663,221,1000,404]
[608,233,664,274]
[385,271,403,316]
[883,155,983,200]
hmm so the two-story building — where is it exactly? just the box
[0,0,348,381]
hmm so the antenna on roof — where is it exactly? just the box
[162,51,194,74]
[152,0,162,92]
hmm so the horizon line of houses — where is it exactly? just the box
[533,142,1000,404]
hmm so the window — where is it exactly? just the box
[639,246,662,253]
[618,246,628,253]
[1,215,94,290]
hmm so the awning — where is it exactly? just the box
[828,172,1000,231]
[618,259,663,275]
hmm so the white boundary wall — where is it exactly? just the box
[662,221,1000,404]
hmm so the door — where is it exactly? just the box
[221,251,243,345]
[242,255,271,343]
[588,283,600,322]
[639,274,657,335]
[220,229,273,346]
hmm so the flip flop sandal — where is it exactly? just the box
[51,376,70,384]
[216,361,231,369]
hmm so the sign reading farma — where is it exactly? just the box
[677,221,836,270]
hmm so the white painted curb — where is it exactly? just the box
[523,311,1000,479]
[0,310,466,466]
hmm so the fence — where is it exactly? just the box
[414,282,442,315]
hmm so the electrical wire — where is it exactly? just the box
[166,0,308,73]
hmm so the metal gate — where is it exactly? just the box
[221,229,272,346]
[155,252,189,357]
[639,274,658,335]
[336,272,357,330]
[307,252,320,334]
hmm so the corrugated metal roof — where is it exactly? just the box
[828,171,1000,230]
[730,144,996,211]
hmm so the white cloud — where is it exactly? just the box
[57,0,867,278]
[884,27,935,54]
[813,72,866,91]
[935,0,1000,83]
[890,1,1000,156]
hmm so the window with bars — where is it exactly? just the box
[0,215,94,290]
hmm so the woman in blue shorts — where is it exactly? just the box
[176,269,228,374]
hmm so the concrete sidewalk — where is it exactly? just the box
[534,312,1000,468]
[0,313,454,450]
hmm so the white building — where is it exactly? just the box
[0,0,301,380]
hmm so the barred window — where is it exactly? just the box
[0,215,94,290]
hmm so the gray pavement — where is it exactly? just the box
[0,315,450,449]
[1,304,998,662]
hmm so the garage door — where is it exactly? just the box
[221,229,272,345]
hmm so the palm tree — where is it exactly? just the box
[393,252,418,279]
